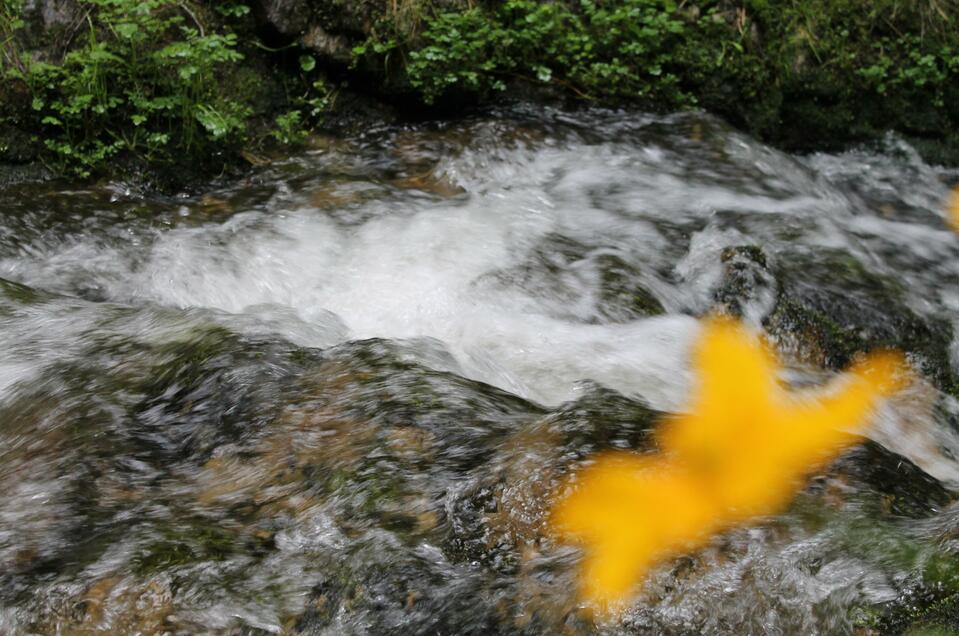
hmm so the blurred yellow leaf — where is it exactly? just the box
[551,317,907,609]
[949,186,959,232]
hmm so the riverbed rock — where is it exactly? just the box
[711,244,776,320]
[484,234,665,323]
[812,441,954,520]
[709,245,957,395]
[875,592,959,635]
[2,292,954,634]
[765,249,957,395]
[444,384,661,570]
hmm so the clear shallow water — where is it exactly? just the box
[0,108,957,634]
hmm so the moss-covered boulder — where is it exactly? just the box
[252,0,468,62]
[764,249,957,395]
[876,592,959,636]
[709,244,957,394]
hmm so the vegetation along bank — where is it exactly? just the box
[2,0,958,184]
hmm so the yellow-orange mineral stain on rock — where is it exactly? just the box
[550,318,907,608]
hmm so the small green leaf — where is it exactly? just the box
[148,132,170,145]
[115,22,139,39]
[178,65,199,80]
[216,3,250,17]
[299,54,316,72]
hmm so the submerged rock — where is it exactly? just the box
[876,592,959,636]
[812,441,954,520]
[484,233,665,324]
[0,284,954,634]
[708,245,957,395]
[0,317,655,633]
[711,244,777,321]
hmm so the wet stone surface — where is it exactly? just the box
[0,108,958,634]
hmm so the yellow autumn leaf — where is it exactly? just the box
[949,186,959,232]
[550,317,908,609]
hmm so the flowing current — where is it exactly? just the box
[0,108,958,634]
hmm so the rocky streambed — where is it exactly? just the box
[1,108,958,634]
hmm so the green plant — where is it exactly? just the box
[350,0,959,158]
[272,109,308,145]
[355,0,696,105]
[858,37,959,107]
[406,8,511,100]
[8,0,248,176]
[0,0,25,74]
[269,54,335,147]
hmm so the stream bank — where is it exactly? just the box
[2,0,959,186]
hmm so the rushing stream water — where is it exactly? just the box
[1,107,958,634]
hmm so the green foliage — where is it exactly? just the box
[697,0,959,145]
[215,2,250,19]
[858,37,959,107]
[359,0,695,106]
[270,56,336,147]
[352,0,959,154]
[405,8,512,99]
[3,0,959,176]
[6,0,248,176]
[0,0,25,72]
[272,109,308,145]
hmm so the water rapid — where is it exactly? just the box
[1,107,958,634]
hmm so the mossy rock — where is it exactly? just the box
[5,298,956,633]
[811,441,954,520]
[711,244,775,319]
[763,250,957,394]
[867,591,959,636]
[252,0,471,60]
[0,276,49,306]
[443,384,661,572]
[806,443,956,635]
[132,523,237,574]
[0,317,303,589]
[294,338,542,460]
[897,594,959,636]
[289,384,658,635]
[536,383,661,455]
[594,253,666,322]
[289,540,508,636]
[708,246,957,394]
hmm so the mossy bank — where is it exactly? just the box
[2,0,959,185]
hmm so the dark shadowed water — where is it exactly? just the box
[0,107,957,634]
